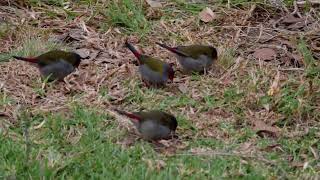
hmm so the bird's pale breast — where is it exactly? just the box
[139,64,168,84]
[40,59,75,81]
[177,55,213,72]
[139,120,171,140]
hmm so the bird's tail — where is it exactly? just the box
[113,108,141,122]
[12,56,37,63]
[125,41,142,61]
[156,42,188,57]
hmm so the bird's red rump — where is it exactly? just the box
[114,109,141,122]
[123,112,141,121]
[156,42,187,57]
[12,56,38,63]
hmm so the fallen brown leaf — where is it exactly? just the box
[253,120,280,138]
[238,142,253,154]
[282,14,304,24]
[146,0,162,8]
[253,48,277,61]
[287,22,306,30]
[68,29,84,41]
[75,48,91,59]
[280,14,310,30]
[260,144,283,152]
[199,7,216,23]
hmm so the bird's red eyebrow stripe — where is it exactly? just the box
[132,51,141,59]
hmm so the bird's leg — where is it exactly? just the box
[142,79,151,88]
[155,83,162,88]
[141,78,146,86]
[146,81,151,88]
[151,140,165,147]
[203,68,208,75]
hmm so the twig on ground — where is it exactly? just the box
[291,0,302,18]
[279,68,304,71]
[234,4,256,42]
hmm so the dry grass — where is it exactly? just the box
[0,0,319,178]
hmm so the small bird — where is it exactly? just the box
[156,42,218,73]
[114,109,178,141]
[12,50,83,81]
[125,41,174,87]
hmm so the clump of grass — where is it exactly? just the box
[0,23,11,39]
[1,1,320,178]
[276,83,304,120]
[0,26,67,62]
[170,0,206,14]
[25,0,79,22]
[298,38,320,79]
[106,0,150,36]
[10,38,61,58]
[218,47,237,70]
[0,38,61,61]
[0,107,287,179]
[26,0,69,7]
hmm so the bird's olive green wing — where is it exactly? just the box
[177,45,214,59]
[37,50,75,66]
[148,111,177,130]
[135,111,177,130]
[141,56,165,74]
